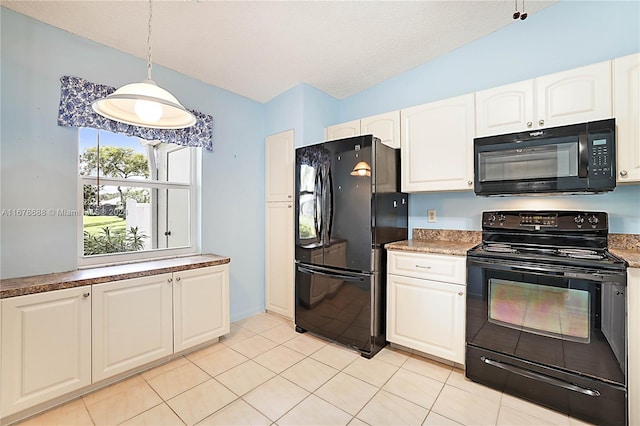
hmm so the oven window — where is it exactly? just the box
[478,141,578,182]
[488,279,590,343]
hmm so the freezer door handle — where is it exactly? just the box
[297,265,367,283]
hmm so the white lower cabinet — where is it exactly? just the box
[92,274,174,382]
[1,264,230,421]
[173,265,230,352]
[387,251,466,364]
[1,287,91,417]
[265,202,295,319]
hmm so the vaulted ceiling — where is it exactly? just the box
[1,1,557,103]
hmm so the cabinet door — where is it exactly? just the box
[326,119,361,141]
[629,268,640,426]
[1,287,91,416]
[92,274,173,382]
[361,111,401,149]
[475,80,534,137]
[174,265,230,352]
[401,94,475,192]
[614,53,640,183]
[535,61,612,128]
[266,130,295,202]
[265,202,295,319]
[387,274,465,364]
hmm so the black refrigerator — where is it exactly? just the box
[294,134,408,358]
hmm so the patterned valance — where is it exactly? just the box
[57,76,213,151]
[296,145,332,173]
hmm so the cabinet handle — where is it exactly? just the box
[467,180,472,186]
[416,265,431,269]
[538,119,545,126]
[168,278,173,284]
[458,291,464,296]
[288,205,292,208]
[176,276,181,282]
[287,195,292,198]
[620,170,628,177]
[527,121,533,128]
[83,292,90,298]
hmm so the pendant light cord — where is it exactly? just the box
[146,0,153,80]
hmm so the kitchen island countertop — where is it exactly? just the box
[0,254,230,299]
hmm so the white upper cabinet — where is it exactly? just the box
[325,119,361,141]
[361,111,401,149]
[475,61,612,137]
[536,60,612,128]
[401,93,475,192]
[475,80,534,137]
[265,130,294,202]
[614,53,640,183]
[325,112,400,149]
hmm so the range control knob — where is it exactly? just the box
[498,214,506,222]
[574,215,585,225]
[588,215,599,225]
[487,214,497,223]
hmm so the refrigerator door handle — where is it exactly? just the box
[298,265,367,283]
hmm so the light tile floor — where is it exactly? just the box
[17,313,595,426]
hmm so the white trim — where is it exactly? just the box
[78,131,198,267]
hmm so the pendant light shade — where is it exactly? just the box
[92,79,196,129]
[350,161,371,177]
[91,0,196,129]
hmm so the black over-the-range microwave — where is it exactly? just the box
[473,118,616,196]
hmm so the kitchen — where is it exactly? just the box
[1,1,639,425]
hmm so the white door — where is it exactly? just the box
[326,119,361,141]
[614,53,640,183]
[173,265,230,352]
[475,80,535,137]
[265,202,295,319]
[265,130,295,202]
[535,60,612,128]
[387,274,465,364]
[361,111,401,149]
[1,287,91,416]
[92,274,173,382]
[401,94,475,192]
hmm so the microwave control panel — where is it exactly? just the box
[589,135,613,178]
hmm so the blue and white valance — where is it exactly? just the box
[57,76,213,151]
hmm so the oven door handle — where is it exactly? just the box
[481,357,601,397]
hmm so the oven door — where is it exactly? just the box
[466,256,627,425]
[467,256,626,384]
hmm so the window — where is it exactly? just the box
[78,128,197,265]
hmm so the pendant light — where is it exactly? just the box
[350,161,371,177]
[92,0,196,129]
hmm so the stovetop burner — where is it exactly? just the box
[469,210,628,271]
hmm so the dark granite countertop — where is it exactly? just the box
[0,254,230,299]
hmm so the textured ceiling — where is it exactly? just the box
[1,0,557,103]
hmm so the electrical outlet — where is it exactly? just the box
[427,209,437,223]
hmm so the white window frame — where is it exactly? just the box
[77,133,199,268]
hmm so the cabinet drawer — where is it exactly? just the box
[388,251,466,284]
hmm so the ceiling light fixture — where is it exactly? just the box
[350,161,371,177]
[92,0,196,129]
